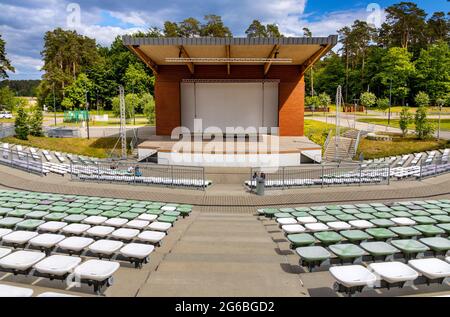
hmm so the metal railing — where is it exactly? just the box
[246,162,390,191]
[70,161,209,190]
[0,148,45,175]
[0,125,15,138]
[417,154,450,180]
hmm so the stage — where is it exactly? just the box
[137,135,322,167]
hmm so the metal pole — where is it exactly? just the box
[53,83,57,126]
[388,78,392,126]
[85,90,90,140]
[437,105,442,140]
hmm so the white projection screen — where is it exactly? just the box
[181,81,278,133]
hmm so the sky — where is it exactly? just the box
[0,0,448,80]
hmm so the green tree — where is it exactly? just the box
[14,106,29,140]
[62,73,93,109]
[179,18,201,38]
[426,12,450,44]
[414,106,434,139]
[312,52,345,98]
[318,93,331,109]
[163,21,180,37]
[399,107,413,136]
[201,15,232,37]
[377,47,415,105]
[245,20,267,38]
[142,93,156,124]
[0,86,15,110]
[376,97,390,114]
[0,34,14,79]
[266,24,282,37]
[414,91,430,107]
[360,92,377,112]
[123,63,153,95]
[29,106,44,137]
[305,95,321,113]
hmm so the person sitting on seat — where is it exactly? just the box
[134,166,142,177]
[127,166,134,174]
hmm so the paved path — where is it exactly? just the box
[310,115,450,140]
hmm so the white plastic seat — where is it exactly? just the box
[349,220,375,229]
[62,223,91,235]
[391,217,416,226]
[137,231,166,244]
[57,237,94,253]
[327,221,351,231]
[161,206,176,212]
[120,243,154,259]
[34,255,82,276]
[111,228,140,240]
[329,265,377,288]
[88,240,124,256]
[0,228,12,238]
[83,216,107,226]
[38,221,67,233]
[0,284,33,297]
[74,259,120,281]
[0,250,46,271]
[37,292,79,297]
[2,231,38,245]
[282,224,305,234]
[368,262,419,283]
[305,223,329,232]
[276,218,297,225]
[297,216,317,224]
[408,258,450,279]
[125,220,150,230]
[446,257,450,264]
[86,226,115,238]
[29,233,65,249]
[104,218,128,227]
[137,214,158,222]
[0,248,12,259]
[148,222,171,232]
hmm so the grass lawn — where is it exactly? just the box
[0,119,15,123]
[56,117,151,127]
[370,106,450,114]
[304,119,341,147]
[0,136,130,158]
[357,135,449,160]
[357,118,450,131]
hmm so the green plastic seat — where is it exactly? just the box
[101,211,122,218]
[411,216,437,225]
[336,214,357,222]
[431,215,450,223]
[116,202,132,207]
[120,212,139,220]
[262,209,278,217]
[64,214,87,223]
[179,204,193,209]
[355,213,376,220]
[357,208,377,214]
[313,231,343,245]
[370,203,386,208]
[158,215,177,224]
[325,210,344,216]
[391,206,409,212]
[98,205,115,211]
[437,223,450,233]
[52,201,69,207]
[129,208,146,214]
[112,206,131,213]
[419,237,450,252]
[25,211,49,219]
[390,239,429,254]
[355,204,371,208]
[177,208,192,216]
[49,206,69,213]
[0,208,13,216]
[164,211,181,217]
[325,205,342,210]
[274,212,293,218]
[279,208,295,213]
[341,205,357,209]
[67,203,84,208]
[146,210,164,215]
[309,210,327,217]
[342,209,359,215]
[370,219,395,228]
[422,204,439,210]
[365,228,397,240]
[7,209,31,218]
[340,230,371,242]
[44,213,68,221]
[310,206,327,211]
[102,201,118,206]
[287,233,315,247]
[389,226,421,238]
[291,212,309,218]
[66,208,86,215]
[413,225,445,237]
[17,203,37,210]
[329,244,365,260]
[16,219,45,230]
[83,209,102,216]
[83,204,100,210]
[0,217,22,228]
[408,210,430,216]
[296,246,331,265]
[32,205,51,211]
[1,203,20,208]
[426,209,447,216]
[375,207,393,213]
[131,203,147,209]
[391,211,412,218]
[360,241,400,257]
[316,215,337,223]
[373,212,393,219]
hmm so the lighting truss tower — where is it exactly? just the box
[335,85,342,162]
[119,85,127,160]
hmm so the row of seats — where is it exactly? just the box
[0,283,78,297]
[257,199,450,296]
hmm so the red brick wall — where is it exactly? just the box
[154,65,305,136]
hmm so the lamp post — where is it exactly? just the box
[85,90,90,140]
[52,83,57,126]
[438,103,443,140]
[388,78,392,127]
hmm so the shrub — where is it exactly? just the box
[414,106,435,139]
[399,107,413,137]
[14,106,29,140]
[414,91,430,107]
[376,97,390,114]
[29,106,44,137]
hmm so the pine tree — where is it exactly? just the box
[14,107,29,140]
[29,106,44,137]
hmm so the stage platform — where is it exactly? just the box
[137,135,322,167]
